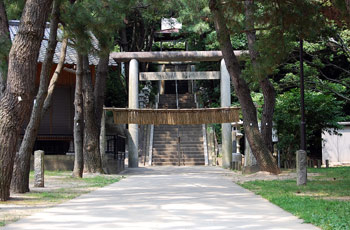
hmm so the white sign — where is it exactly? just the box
[161,18,182,31]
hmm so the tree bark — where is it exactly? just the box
[0,0,53,201]
[209,0,280,174]
[11,0,60,194]
[94,55,109,132]
[244,0,276,153]
[82,55,103,173]
[42,37,68,116]
[346,0,350,14]
[73,54,84,178]
[0,0,10,97]
[94,55,109,173]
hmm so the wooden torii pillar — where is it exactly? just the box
[111,51,247,168]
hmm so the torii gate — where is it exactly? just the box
[110,51,246,168]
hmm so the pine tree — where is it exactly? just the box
[0,0,53,201]
[62,0,130,174]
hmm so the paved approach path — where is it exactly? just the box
[3,166,319,230]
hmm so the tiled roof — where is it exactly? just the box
[9,20,117,66]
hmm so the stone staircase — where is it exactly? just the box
[152,94,205,166]
[158,93,196,109]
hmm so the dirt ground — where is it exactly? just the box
[0,168,314,228]
[0,172,121,227]
[228,170,319,183]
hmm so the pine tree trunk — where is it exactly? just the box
[73,54,84,178]
[260,79,275,152]
[94,55,109,132]
[94,55,109,173]
[0,0,10,97]
[244,0,276,153]
[42,38,68,116]
[82,55,103,173]
[209,0,280,174]
[11,0,60,193]
[0,0,53,201]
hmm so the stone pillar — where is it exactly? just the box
[220,59,232,168]
[34,150,44,187]
[158,64,166,95]
[232,153,242,170]
[296,150,307,185]
[128,59,139,168]
[243,137,260,173]
[232,130,243,170]
[207,126,215,166]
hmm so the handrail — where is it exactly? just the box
[203,124,209,166]
[175,80,179,109]
[213,127,219,165]
[156,92,160,109]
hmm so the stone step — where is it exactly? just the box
[153,143,204,148]
[153,141,203,145]
[153,93,204,167]
[153,152,204,159]
[152,158,204,163]
[154,129,203,137]
[152,150,204,155]
[153,133,203,136]
[159,98,195,102]
[158,101,196,104]
[152,161,205,166]
[153,146,203,151]
[153,144,203,149]
[159,99,194,102]
[152,153,204,158]
[153,134,203,143]
[153,148,204,153]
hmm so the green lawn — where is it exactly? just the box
[240,167,350,230]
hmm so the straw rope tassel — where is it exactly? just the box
[107,107,240,125]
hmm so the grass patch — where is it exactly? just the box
[81,176,121,187]
[26,171,121,202]
[0,221,5,227]
[240,167,350,230]
[27,189,78,201]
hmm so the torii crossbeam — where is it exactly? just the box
[109,51,244,168]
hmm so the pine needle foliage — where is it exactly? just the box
[61,0,131,54]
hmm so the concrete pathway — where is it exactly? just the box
[3,166,319,230]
